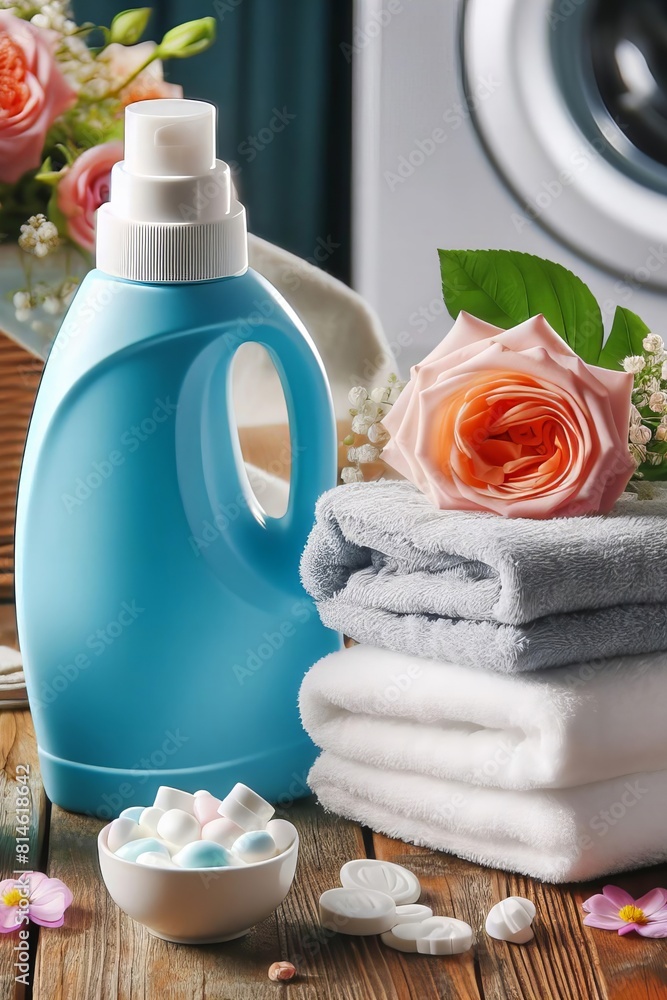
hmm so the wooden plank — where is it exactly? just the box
[0,704,46,1000]
[36,800,415,999]
[372,835,484,1000]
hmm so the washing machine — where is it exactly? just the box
[352,0,667,372]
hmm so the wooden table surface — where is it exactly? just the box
[1,606,666,999]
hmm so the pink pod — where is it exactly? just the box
[201,817,245,849]
[193,791,223,826]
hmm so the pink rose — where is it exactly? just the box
[57,141,123,252]
[102,42,183,106]
[382,312,635,518]
[0,11,76,183]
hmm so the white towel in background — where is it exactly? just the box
[0,645,26,707]
[299,645,667,791]
[309,753,667,883]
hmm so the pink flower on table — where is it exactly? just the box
[583,885,667,938]
[0,11,77,183]
[57,141,124,252]
[0,873,73,932]
[102,42,183,106]
[382,312,635,518]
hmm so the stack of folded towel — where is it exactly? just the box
[299,479,667,882]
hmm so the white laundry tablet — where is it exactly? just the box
[485,897,536,944]
[319,887,397,936]
[393,903,434,925]
[340,859,421,905]
[381,916,474,956]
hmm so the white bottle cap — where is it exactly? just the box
[96,99,248,282]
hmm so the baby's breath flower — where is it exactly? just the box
[649,391,667,414]
[348,386,368,409]
[42,295,63,316]
[367,422,390,446]
[31,2,69,31]
[60,280,78,307]
[18,215,59,258]
[629,423,652,445]
[370,386,390,404]
[340,466,364,484]
[12,291,31,310]
[643,333,664,353]
[351,413,373,435]
[629,443,647,468]
[355,444,380,463]
[623,355,646,374]
[359,398,379,422]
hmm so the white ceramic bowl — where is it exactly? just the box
[97,822,299,943]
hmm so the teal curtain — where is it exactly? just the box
[74,0,352,281]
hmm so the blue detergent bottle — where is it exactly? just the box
[15,99,341,817]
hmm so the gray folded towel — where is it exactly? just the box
[300,480,667,673]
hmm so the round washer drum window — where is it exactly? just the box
[552,0,667,194]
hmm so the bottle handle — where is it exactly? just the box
[176,310,336,604]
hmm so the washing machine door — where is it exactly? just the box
[465,0,667,287]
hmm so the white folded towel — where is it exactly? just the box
[299,646,667,791]
[308,753,667,882]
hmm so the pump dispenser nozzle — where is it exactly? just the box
[125,100,216,177]
[96,99,247,282]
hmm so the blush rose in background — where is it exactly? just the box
[57,141,124,252]
[380,313,635,518]
[0,3,214,352]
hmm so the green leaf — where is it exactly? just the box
[109,8,152,46]
[438,248,604,364]
[598,306,650,371]
[35,156,61,187]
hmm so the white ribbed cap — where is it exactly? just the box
[96,99,248,282]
